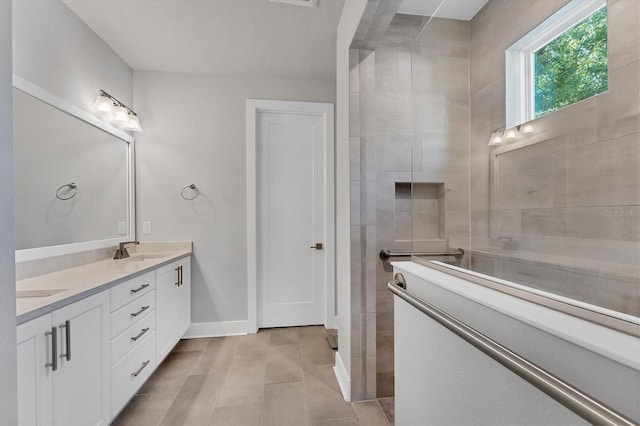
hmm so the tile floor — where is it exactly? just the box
[113,326,395,426]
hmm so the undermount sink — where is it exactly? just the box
[17,289,66,298]
[123,253,169,262]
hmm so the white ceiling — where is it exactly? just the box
[63,0,345,80]
[398,0,489,21]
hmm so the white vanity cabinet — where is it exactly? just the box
[156,257,191,362]
[17,252,193,425]
[109,271,157,418]
[17,290,110,426]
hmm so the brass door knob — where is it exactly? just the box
[310,243,323,250]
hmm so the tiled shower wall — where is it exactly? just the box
[469,0,640,284]
[349,48,377,400]
[349,14,471,400]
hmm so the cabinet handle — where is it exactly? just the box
[175,266,180,286]
[179,266,183,285]
[130,305,150,317]
[132,360,151,377]
[59,320,71,361]
[44,327,58,371]
[131,327,150,342]
[130,284,150,294]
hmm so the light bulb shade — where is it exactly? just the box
[124,113,142,132]
[521,123,535,134]
[488,131,504,146]
[503,127,519,140]
[93,95,114,115]
[112,105,129,124]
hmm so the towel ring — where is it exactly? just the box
[56,183,78,201]
[181,184,199,200]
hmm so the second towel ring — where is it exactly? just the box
[181,184,200,200]
[56,183,78,201]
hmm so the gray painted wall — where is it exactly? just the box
[13,0,133,111]
[0,0,17,423]
[133,71,336,325]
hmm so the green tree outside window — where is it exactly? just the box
[534,7,608,118]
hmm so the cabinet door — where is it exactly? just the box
[52,291,110,426]
[156,261,180,362]
[17,315,54,426]
[175,257,191,338]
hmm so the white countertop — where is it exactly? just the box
[16,242,192,324]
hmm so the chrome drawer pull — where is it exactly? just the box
[131,360,150,377]
[45,327,57,371]
[130,306,150,317]
[130,284,150,294]
[131,327,150,342]
[59,320,71,361]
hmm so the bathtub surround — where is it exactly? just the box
[133,71,335,330]
[0,0,17,423]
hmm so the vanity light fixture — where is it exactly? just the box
[521,123,535,134]
[488,129,506,146]
[93,90,142,132]
[503,126,519,140]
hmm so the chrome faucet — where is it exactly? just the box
[114,241,140,260]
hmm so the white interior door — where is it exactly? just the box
[257,110,325,328]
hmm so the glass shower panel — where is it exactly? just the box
[464,0,639,320]
[410,12,471,266]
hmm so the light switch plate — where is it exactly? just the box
[117,222,127,235]
[143,221,152,235]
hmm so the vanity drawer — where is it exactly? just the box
[111,291,155,338]
[111,271,155,312]
[111,310,155,365]
[111,330,156,418]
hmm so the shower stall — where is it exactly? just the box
[348,0,639,421]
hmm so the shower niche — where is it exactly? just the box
[394,181,447,251]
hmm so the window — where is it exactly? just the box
[506,0,608,128]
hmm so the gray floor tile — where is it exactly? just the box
[270,327,300,346]
[310,418,360,426]
[209,402,262,426]
[160,373,226,425]
[119,328,389,426]
[353,400,389,425]
[112,392,177,426]
[260,381,308,426]
[172,337,210,352]
[265,343,304,384]
[377,397,395,425]
[192,335,240,375]
[300,334,336,366]
[304,365,356,422]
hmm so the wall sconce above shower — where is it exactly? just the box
[93,90,142,132]
[488,128,505,146]
[489,123,536,146]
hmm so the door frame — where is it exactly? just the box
[246,99,335,333]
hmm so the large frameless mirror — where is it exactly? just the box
[13,77,135,262]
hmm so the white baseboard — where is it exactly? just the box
[325,315,339,330]
[183,321,248,338]
[333,351,351,401]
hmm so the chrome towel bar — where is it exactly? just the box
[379,248,464,260]
[387,274,637,426]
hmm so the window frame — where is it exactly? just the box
[505,0,607,128]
